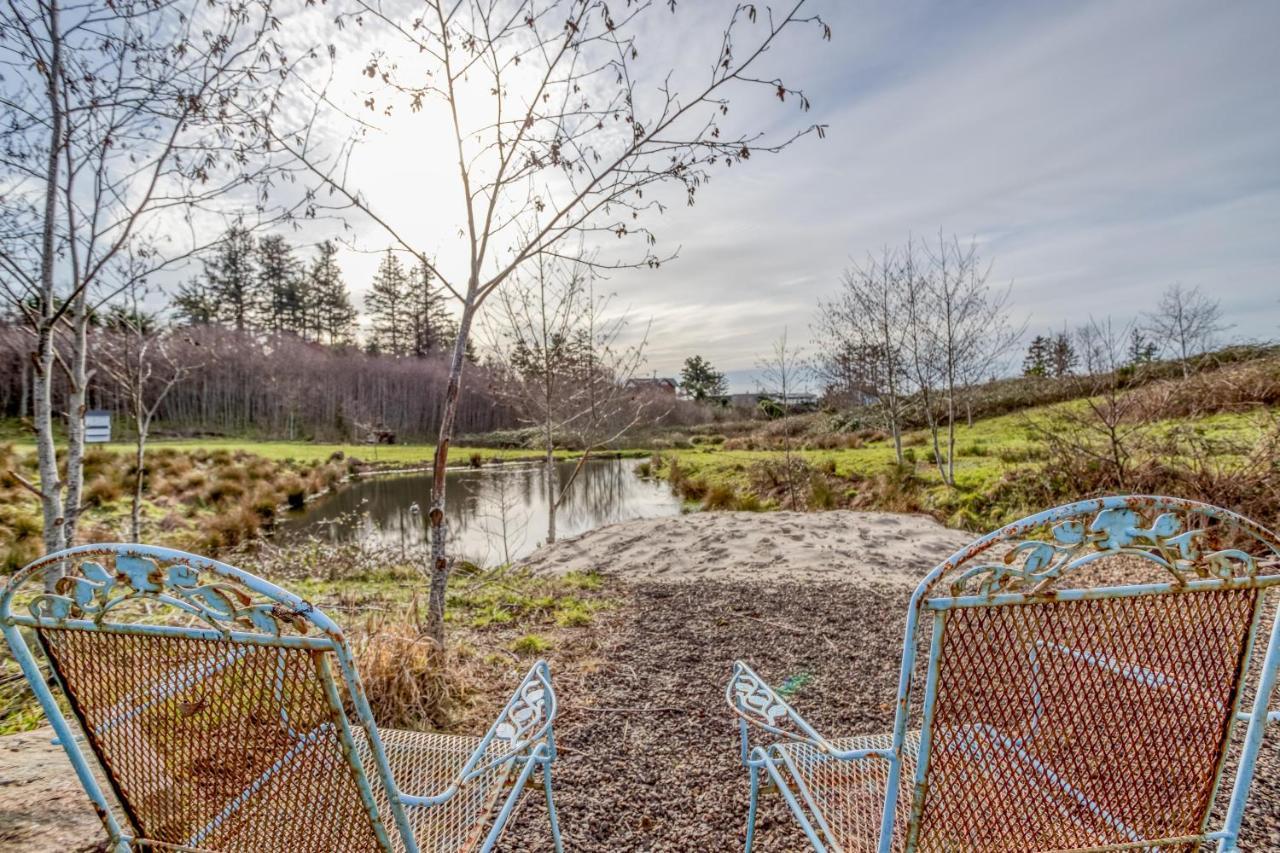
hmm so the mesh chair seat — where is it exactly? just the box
[773,733,918,853]
[356,728,515,853]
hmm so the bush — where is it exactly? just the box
[282,475,308,509]
[808,473,838,510]
[352,618,456,729]
[83,475,123,507]
[703,483,737,510]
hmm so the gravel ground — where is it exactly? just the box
[497,579,1280,852]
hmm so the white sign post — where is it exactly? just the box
[84,410,112,444]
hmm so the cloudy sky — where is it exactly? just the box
[292,0,1280,392]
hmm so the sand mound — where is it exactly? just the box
[518,510,975,587]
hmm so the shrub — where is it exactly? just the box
[251,493,278,522]
[703,483,737,510]
[83,475,123,507]
[808,473,838,510]
[282,475,308,509]
[679,477,708,501]
[205,478,246,505]
[351,618,456,729]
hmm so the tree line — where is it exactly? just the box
[171,226,467,359]
[1022,284,1226,380]
[0,322,513,442]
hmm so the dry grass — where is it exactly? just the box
[0,445,350,566]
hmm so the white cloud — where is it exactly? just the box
[252,0,1280,377]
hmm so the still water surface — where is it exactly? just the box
[282,458,681,564]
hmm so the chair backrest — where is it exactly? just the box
[0,545,404,852]
[895,497,1280,852]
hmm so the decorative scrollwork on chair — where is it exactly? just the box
[947,502,1267,598]
[19,548,316,636]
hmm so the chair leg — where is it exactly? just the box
[543,758,564,853]
[745,763,761,853]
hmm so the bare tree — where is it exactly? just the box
[899,236,951,482]
[927,232,1020,485]
[277,0,831,645]
[815,246,909,462]
[756,328,808,508]
[486,250,649,543]
[821,235,1017,484]
[99,278,197,542]
[1144,283,1230,377]
[0,0,294,567]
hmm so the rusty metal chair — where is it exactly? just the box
[728,496,1280,852]
[0,544,563,852]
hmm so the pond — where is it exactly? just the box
[281,457,682,564]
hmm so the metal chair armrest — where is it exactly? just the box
[727,661,891,762]
[398,660,557,807]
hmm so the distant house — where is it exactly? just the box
[729,391,820,413]
[625,377,678,395]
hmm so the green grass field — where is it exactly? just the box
[651,401,1278,529]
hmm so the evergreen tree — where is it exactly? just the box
[307,241,358,346]
[1128,327,1158,366]
[255,234,305,334]
[407,260,457,357]
[1050,331,1078,378]
[679,354,728,401]
[202,225,257,331]
[365,250,411,355]
[172,278,219,326]
[1022,334,1051,377]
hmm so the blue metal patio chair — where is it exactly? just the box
[728,496,1280,852]
[0,544,564,853]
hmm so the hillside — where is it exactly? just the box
[646,353,1280,531]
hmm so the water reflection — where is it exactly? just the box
[281,458,681,564]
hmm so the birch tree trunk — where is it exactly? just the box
[33,0,66,588]
[545,442,558,545]
[62,299,90,545]
[425,292,477,647]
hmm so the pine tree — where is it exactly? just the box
[172,278,219,326]
[255,234,305,334]
[202,225,257,331]
[407,260,457,357]
[1022,335,1051,377]
[307,241,358,346]
[365,250,411,355]
[1050,331,1078,378]
[1128,327,1158,366]
[679,354,728,401]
